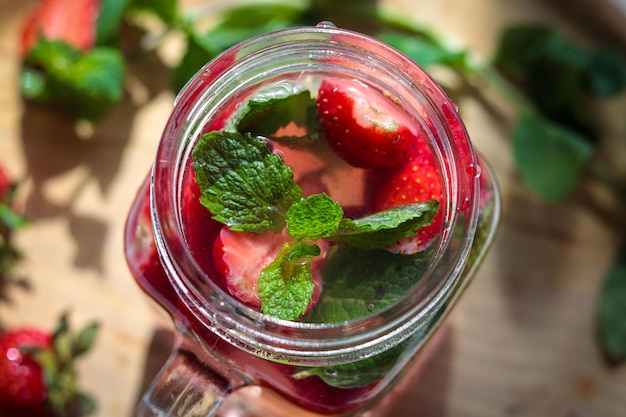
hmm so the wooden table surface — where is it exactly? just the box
[1,0,625,416]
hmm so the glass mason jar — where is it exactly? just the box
[124,23,500,417]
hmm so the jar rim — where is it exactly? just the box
[150,24,480,363]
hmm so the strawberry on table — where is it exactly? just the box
[316,77,419,169]
[0,328,52,417]
[20,0,100,57]
[0,315,99,417]
[372,136,443,253]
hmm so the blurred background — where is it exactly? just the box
[0,0,625,416]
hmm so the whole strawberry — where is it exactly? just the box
[371,136,444,253]
[20,0,100,57]
[0,314,99,417]
[0,328,53,417]
[316,77,418,169]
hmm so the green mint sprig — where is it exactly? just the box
[192,131,438,320]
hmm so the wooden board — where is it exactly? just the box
[1,0,625,416]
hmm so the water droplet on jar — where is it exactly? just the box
[449,99,459,112]
[316,21,337,29]
[324,369,338,376]
[458,196,472,211]
[367,303,375,310]
[466,163,482,179]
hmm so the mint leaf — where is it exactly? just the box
[286,194,343,241]
[129,0,178,24]
[329,201,439,249]
[304,245,428,323]
[227,81,320,140]
[293,342,406,388]
[172,32,220,92]
[597,244,626,363]
[376,30,467,69]
[257,241,319,320]
[192,131,302,232]
[583,50,626,98]
[493,24,553,82]
[22,40,125,120]
[202,3,304,53]
[512,114,593,201]
[96,0,131,45]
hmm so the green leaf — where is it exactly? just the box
[286,194,343,241]
[330,201,439,249]
[227,81,320,139]
[293,342,406,388]
[257,241,318,320]
[129,0,178,24]
[0,204,27,230]
[204,3,304,52]
[512,114,593,201]
[172,32,220,93]
[73,322,100,358]
[597,243,626,363]
[192,131,302,232]
[376,30,467,68]
[96,0,132,44]
[304,245,428,323]
[583,50,626,98]
[493,24,553,81]
[493,24,606,141]
[172,0,304,90]
[23,40,125,120]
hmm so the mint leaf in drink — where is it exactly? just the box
[227,81,320,140]
[257,241,320,320]
[286,194,343,241]
[330,201,439,248]
[304,245,428,323]
[192,131,302,232]
[512,114,593,201]
[597,244,626,363]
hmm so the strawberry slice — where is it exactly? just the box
[316,77,418,169]
[371,136,443,253]
[212,226,325,311]
[20,0,100,57]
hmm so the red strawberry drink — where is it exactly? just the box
[125,24,500,417]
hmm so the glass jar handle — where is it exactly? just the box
[136,325,247,417]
